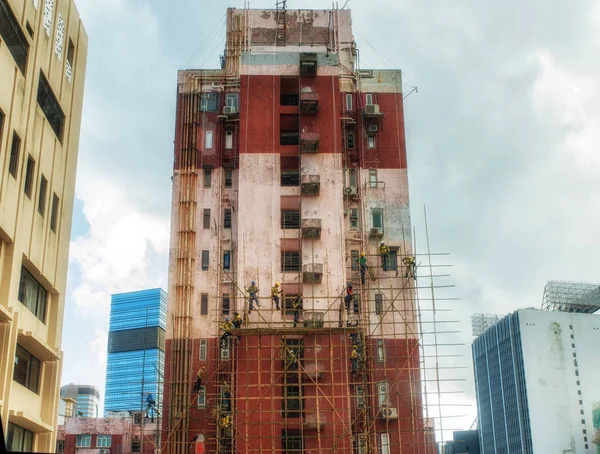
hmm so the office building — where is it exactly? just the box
[162,5,435,454]
[0,0,87,451]
[104,289,166,416]
[473,307,600,453]
[59,384,100,418]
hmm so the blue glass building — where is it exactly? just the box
[104,289,167,416]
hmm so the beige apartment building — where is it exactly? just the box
[0,0,87,452]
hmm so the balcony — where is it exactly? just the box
[303,264,323,284]
[300,90,319,115]
[303,411,326,430]
[300,132,319,154]
[301,174,320,196]
[301,219,321,239]
[300,53,318,77]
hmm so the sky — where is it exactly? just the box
[61,0,600,439]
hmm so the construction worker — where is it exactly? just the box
[192,366,207,394]
[344,285,354,315]
[379,241,390,271]
[350,345,362,375]
[218,414,231,430]
[221,383,232,412]
[247,281,260,313]
[359,252,368,285]
[232,312,243,329]
[292,295,302,327]
[220,318,233,347]
[403,255,416,278]
[144,392,159,419]
[271,282,282,310]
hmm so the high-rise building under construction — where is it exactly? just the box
[163,5,435,453]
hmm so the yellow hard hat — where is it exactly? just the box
[360,252,365,257]
[275,282,280,286]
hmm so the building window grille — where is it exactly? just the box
[18,267,48,323]
[0,0,29,74]
[281,252,301,272]
[347,131,355,149]
[224,168,233,187]
[7,423,34,452]
[224,209,232,228]
[389,249,398,271]
[9,132,20,178]
[37,71,65,142]
[131,438,141,452]
[350,208,359,228]
[281,169,300,186]
[282,429,303,454]
[281,210,300,229]
[199,339,207,360]
[356,385,365,408]
[203,209,210,229]
[76,434,91,448]
[201,250,209,271]
[282,386,302,418]
[222,294,230,315]
[200,293,208,315]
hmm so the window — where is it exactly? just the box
[203,169,212,187]
[205,130,213,149]
[13,344,42,394]
[0,109,4,143]
[55,13,65,59]
[377,382,389,407]
[199,339,207,360]
[365,93,373,105]
[0,0,29,74]
[43,0,54,35]
[348,168,357,187]
[346,93,353,111]
[280,114,299,145]
[282,429,303,454]
[26,21,33,37]
[50,193,59,232]
[6,423,34,452]
[56,440,65,452]
[9,132,20,178]
[224,168,233,187]
[280,77,299,106]
[131,437,141,452]
[197,386,206,408]
[97,435,112,448]
[282,251,301,272]
[18,267,48,323]
[37,72,66,142]
[375,294,383,315]
[222,294,230,315]
[350,208,359,229]
[201,250,209,270]
[347,131,355,149]
[225,130,233,150]
[284,339,304,366]
[225,93,239,111]
[283,295,300,316]
[372,209,383,230]
[67,38,75,67]
[356,385,365,408]
[200,93,218,112]
[354,434,367,454]
[24,155,35,198]
[223,251,231,271]
[224,209,232,228]
[282,386,302,417]
[376,339,384,361]
[221,340,230,359]
[368,136,375,149]
[281,210,300,229]
[200,293,208,315]
[281,170,300,186]
[379,433,390,454]
[351,250,359,271]
[203,209,210,229]
[369,169,377,188]
[389,250,398,271]
[38,175,48,215]
[76,434,91,448]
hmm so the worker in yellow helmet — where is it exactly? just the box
[402,255,416,278]
[379,241,390,271]
[271,281,282,310]
[359,252,368,285]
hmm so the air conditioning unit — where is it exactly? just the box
[223,106,237,114]
[365,104,380,115]
[99,449,110,454]
[368,125,378,133]
[369,227,383,238]
[380,407,398,419]
[344,186,358,197]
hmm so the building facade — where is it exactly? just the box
[473,309,600,453]
[104,289,167,416]
[56,415,161,454]
[0,0,87,451]
[60,384,100,418]
[163,5,434,454]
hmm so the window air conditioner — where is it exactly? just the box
[369,227,383,237]
[380,407,398,419]
[365,104,380,115]
[344,186,358,197]
[368,125,378,133]
[223,106,237,114]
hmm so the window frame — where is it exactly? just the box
[371,209,383,230]
[375,293,383,315]
[365,93,374,106]
[204,130,213,149]
[379,433,390,454]
[281,169,300,187]
[377,382,389,408]
[199,93,218,112]
[24,155,35,198]
[222,293,230,315]
[223,250,231,271]
[282,428,303,454]
[203,168,212,187]
[369,169,378,188]
[368,136,375,149]
[347,130,355,149]
[389,249,398,271]
[224,168,233,187]
[376,339,385,362]
[282,385,302,418]
[203,209,210,229]
[201,250,209,271]
[37,71,65,142]
[283,295,300,316]
[38,175,48,215]
[350,208,359,229]
[197,386,207,408]
[50,193,59,232]
[356,385,365,408]
[348,168,357,188]
[9,132,20,178]
[224,208,232,229]
[225,92,239,110]
[346,93,353,111]
[7,423,34,452]
[18,266,48,323]
[225,130,233,150]
[96,435,112,448]
[76,434,92,448]
[200,293,208,315]
[351,250,359,271]
[0,0,29,74]
[281,251,301,272]
[199,339,207,360]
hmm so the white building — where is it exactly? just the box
[473,308,600,453]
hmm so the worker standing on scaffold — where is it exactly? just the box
[379,241,390,271]
[246,281,260,314]
[192,366,207,394]
[344,285,354,316]
[292,295,302,327]
[359,252,368,285]
[271,281,282,310]
[402,255,416,278]
[350,345,362,375]
[220,318,234,347]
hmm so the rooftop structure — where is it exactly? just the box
[470,314,500,337]
[60,384,101,418]
[541,280,600,314]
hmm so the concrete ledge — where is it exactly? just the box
[0,303,13,322]
[17,329,60,361]
[9,410,53,433]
